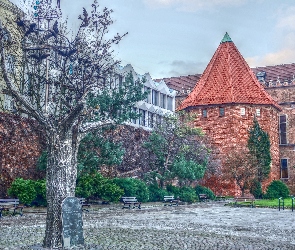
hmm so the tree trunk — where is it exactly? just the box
[43,132,79,248]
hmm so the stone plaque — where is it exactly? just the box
[62,197,84,248]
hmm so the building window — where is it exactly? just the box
[240,107,246,116]
[139,109,146,126]
[148,112,154,128]
[202,109,207,118]
[152,90,159,106]
[256,109,261,117]
[160,93,166,108]
[167,96,173,111]
[280,159,288,179]
[279,115,287,145]
[219,107,225,117]
[144,87,151,103]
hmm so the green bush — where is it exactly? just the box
[178,186,198,203]
[195,185,216,200]
[32,179,47,206]
[148,184,169,202]
[76,172,124,202]
[166,185,198,203]
[8,178,37,205]
[166,184,180,197]
[8,178,47,206]
[265,180,290,199]
[250,179,263,199]
[113,177,149,202]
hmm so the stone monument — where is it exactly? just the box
[61,197,84,248]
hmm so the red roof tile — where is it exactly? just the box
[178,34,281,111]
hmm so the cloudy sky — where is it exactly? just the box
[9,0,295,78]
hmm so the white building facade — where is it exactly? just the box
[119,64,176,130]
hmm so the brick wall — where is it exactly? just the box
[190,104,280,196]
[0,112,45,197]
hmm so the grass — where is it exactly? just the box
[231,197,295,209]
[254,198,294,208]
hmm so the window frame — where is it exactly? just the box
[280,158,288,179]
[279,114,287,145]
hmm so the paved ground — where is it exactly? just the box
[0,202,295,250]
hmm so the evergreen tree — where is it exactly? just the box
[247,118,271,183]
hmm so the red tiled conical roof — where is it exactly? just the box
[178,33,281,111]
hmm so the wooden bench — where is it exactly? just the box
[121,197,141,209]
[216,195,226,201]
[163,196,179,206]
[234,197,255,208]
[0,199,24,217]
[198,194,209,202]
[78,198,91,212]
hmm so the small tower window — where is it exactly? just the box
[219,107,225,117]
[256,109,261,117]
[202,109,207,118]
[240,107,246,116]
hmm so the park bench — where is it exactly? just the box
[198,194,209,202]
[0,199,24,217]
[121,197,141,209]
[234,197,255,208]
[216,195,226,201]
[78,198,91,212]
[163,196,179,206]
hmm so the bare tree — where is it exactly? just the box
[223,148,257,196]
[0,0,144,247]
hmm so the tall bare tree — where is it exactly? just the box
[0,0,145,247]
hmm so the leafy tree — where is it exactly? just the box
[223,148,257,196]
[77,131,125,177]
[247,118,271,182]
[143,112,210,187]
[0,1,146,247]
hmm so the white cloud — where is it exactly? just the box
[158,60,206,77]
[246,5,295,67]
[143,0,246,11]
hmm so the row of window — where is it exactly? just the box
[130,108,163,128]
[201,107,261,118]
[144,87,173,111]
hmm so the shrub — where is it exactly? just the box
[76,172,124,202]
[32,179,47,206]
[8,178,37,205]
[148,184,169,202]
[250,179,263,199]
[178,186,198,203]
[265,180,290,199]
[166,184,180,197]
[195,185,216,200]
[113,177,149,202]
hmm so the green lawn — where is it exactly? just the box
[231,197,295,209]
[254,198,294,208]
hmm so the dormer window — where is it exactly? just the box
[219,107,225,117]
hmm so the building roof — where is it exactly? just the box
[177,33,281,111]
[252,63,295,86]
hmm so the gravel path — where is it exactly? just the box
[0,202,294,249]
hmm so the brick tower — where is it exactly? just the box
[178,33,281,196]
